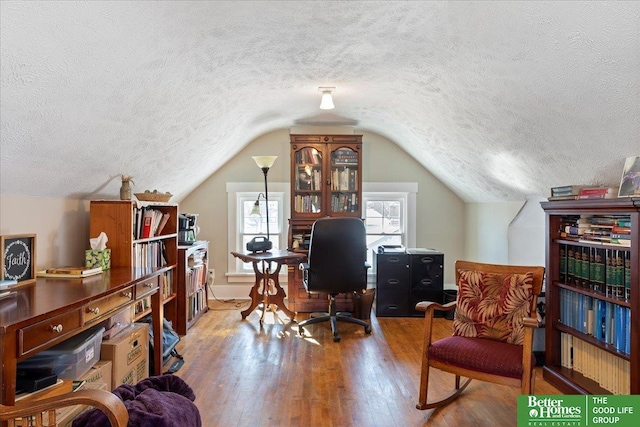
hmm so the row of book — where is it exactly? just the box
[560,215,631,246]
[186,264,206,295]
[296,167,322,191]
[330,167,358,191]
[133,241,168,269]
[133,207,171,240]
[560,333,630,395]
[331,193,359,213]
[161,270,174,298]
[550,185,618,200]
[295,149,321,165]
[293,194,321,213]
[188,288,207,321]
[560,244,631,300]
[331,149,358,165]
[559,287,630,354]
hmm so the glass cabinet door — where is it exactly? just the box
[293,146,323,215]
[329,146,359,214]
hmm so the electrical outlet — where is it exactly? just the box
[208,269,215,285]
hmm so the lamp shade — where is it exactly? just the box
[252,156,278,169]
[319,91,335,110]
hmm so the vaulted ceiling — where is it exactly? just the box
[1,1,638,203]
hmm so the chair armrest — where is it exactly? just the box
[523,316,540,328]
[415,300,456,313]
[0,389,129,426]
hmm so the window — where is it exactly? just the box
[227,182,288,279]
[362,183,417,268]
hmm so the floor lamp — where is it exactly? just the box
[246,155,277,252]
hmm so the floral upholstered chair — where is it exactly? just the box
[415,260,545,410]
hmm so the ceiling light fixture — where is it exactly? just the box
[319,87,335,110]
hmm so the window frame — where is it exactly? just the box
[227,182,289,281]
[362,182,418,272]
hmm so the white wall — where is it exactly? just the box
[508,195,547,267]
[0,195,90,269]
[180,128,467,299]
[464,201,524,264]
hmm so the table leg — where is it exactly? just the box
[266,262,296,321]
[240,261,263,319]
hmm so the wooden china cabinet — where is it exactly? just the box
[287,134,363,313]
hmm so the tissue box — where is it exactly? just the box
[85,249,111,270]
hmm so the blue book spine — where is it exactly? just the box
[605,302,613,344]
[577,293,584,332]
[595,300,606,341]
[615,305,626,352]
[625,308,631,354]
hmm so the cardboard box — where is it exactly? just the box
[53,382,107,427]
[100,323,148,390]
[85,249,111,270]
[77,360,112,391]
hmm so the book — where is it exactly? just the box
[141,209,154,238]
[548,194,580,201]
[577,187,618,199]
[37,269,103,279]
[551,185,588,196]
[0,278,18,290]
[45,266,103,276]
[155,212,171,236]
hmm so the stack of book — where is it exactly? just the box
[550,185,618,200]
[550,185,588,200]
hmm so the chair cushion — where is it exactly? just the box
[430,336,534,379]
[453,269,534,345]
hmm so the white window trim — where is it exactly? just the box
[226,182,289,283]
[362,182,418,249]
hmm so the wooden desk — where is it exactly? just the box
[0,267,168,406]
[231,250,305,322]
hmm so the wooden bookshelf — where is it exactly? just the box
[89,200,178,325]
[541,198,639,395]
[176,241,209,335]
[287,134,363,313]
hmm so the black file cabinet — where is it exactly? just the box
[374,248,444,317]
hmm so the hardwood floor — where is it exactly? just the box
[173,300,561,427]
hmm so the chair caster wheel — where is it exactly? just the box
[333,335,341,342]
[365,326,372,334]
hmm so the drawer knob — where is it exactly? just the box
[122,292,132,298]
[51,324,63,333]
[145,283,154,288]
[88,307,100,315]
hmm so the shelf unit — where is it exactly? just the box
[177,241,209,335]
[541,198,639,395]
[287,134,363,313]
[89,200,178,326]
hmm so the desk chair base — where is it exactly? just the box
[298,294,372,342]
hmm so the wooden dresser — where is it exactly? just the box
[0,267,169,406]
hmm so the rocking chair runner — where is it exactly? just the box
[415,260,545,410]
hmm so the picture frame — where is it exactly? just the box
[618,156,640,198]
[1,234,37,285]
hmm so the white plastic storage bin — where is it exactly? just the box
[17,326,105,380]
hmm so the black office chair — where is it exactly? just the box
[297,217,372,342]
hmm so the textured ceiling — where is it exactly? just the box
[1,1,639,203]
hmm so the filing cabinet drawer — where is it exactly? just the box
[135,276,159,299]
[84,287,134,323]
[19,309,82,356]
[375,289,410,317]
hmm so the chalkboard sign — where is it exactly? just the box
[1,234,36,284]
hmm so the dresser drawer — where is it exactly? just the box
[19,309,82,356]
[135,276,159,299]
[83,287,134,324]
